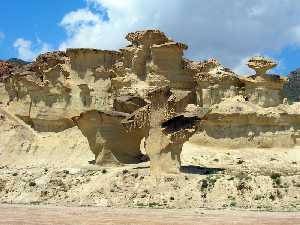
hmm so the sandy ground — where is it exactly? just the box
[1,204,300,225]
[0,144,300,210]
[1,110,300,211]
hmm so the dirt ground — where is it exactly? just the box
[0,204,300,225]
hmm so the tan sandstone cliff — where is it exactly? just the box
[0,30,300,174]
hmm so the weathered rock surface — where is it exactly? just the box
[0,29,300,211]
[247,56,278,76]
[190,96,300,149]
[72,110,146,166]
[143,86,201,174]
[0,29,300,176]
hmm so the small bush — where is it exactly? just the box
[270,173,281,187]
[230,201,237,207]
[254,195,263,200]
[199,176,218,191]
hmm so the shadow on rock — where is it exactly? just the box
[180,165,225,175]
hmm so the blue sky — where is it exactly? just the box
[267,45,300,75]
[0,1,86,59]
[1,0,300,75]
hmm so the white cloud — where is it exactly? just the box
[59,8,105,50]
[57,0,300,74]
[233,57,256,75]
[13,38,51,61]
[60,8,101,34]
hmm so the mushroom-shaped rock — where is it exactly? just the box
[247,56,277,76]
[120,86,201,174]
[141,86,201,174]
[72,110,146,166]
[145,113,200,174]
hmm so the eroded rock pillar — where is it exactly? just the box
[144,86,200,174]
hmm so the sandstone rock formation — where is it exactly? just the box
[193,59,242,108]
[1,29,300,175]
[191,96,300,149]
[117,86,205,174]
[0,61,13,81]
[72,110,146,166]
[137,86,202,174]
[247,56,277,76]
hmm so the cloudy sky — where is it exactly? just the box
[1,0,300,75]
